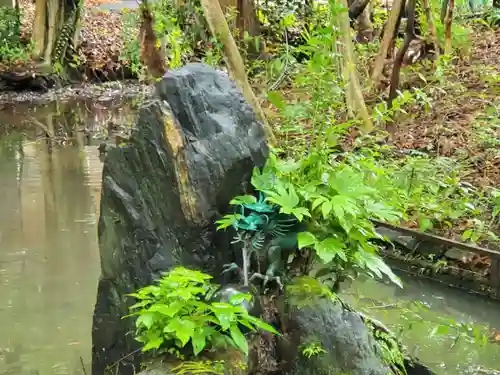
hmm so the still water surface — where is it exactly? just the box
[0,98,499,374]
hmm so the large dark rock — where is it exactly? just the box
[277,297,391,375]
[91,63,268,375]
[275,295,436,375]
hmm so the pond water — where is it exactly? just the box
[0,97,499,375]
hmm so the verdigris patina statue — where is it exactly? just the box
[220,191,304,290]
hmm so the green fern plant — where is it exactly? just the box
[125,267,278,356]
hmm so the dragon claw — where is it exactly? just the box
[222,262,241,274]
[250,273,283,290]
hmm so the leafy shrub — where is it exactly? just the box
[0,6,30,63]
[218,151,404,289]
[126,267,278,356]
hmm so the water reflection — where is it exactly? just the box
[0,131,104,373]
[342,275,500,374]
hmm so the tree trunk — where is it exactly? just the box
[32,0,46,58]
[440,0,449,23]
[386,0,416,135]
[423,0,439,59]
[349,0,371,19]
[200,0,276,145]
[219,0,263,56]
[423,0,440,60]
[444,0,454,54]
[356,3,374,43]
[371,0,405,83]
[348,0,373,43]
[339,0,373,133]
[32,0,81,65]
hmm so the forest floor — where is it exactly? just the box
[393,28,500,189]
[17,0,133,71]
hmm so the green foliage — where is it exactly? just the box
[120,1,194,78]
[120,10,144,77]
[372,329,407,375]
[300,340,327,358]
[126,267,278,356]
[393,300,490,349]
[0,6,30,63]
[218,150,403,288]
[171,360,225,375]
[429,317,489,348]
[286,276,337,307]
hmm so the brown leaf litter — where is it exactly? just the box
[393,28,500,188]
[18,0,135,70]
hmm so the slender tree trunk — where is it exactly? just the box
[32,0,46,58]
[423,0,440,59]
[444,0,454,54]
[371,0,405,83]
[200,0,276,145]
[348,0,371,18]
[356,3,374,43]
[339,0,373,132]
[348,0,373,43]
[440,0,449,23]
[218,0,262,52]
[43,0,58,62]
[386,0,416,135]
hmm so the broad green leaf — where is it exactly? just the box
[230,195,257,205]
[462,229,473,241]
[329,167,375,197]
[419,217,433,232]
[330,195,358,232]
[430,325,450,337]
[148,301,183,317]
[314,237,346,263]
[192,328,207,355]
[210,303,235,330]
[251,166,275,191]
[275,158,301,173]
[364,200,401,223]
[358,251,403,288]
[136,312,155,329]
[216,214,242,230]
[166,318,195,347]
[321,200,333,218]
[265,184,300,212]
[238,319,257,332]
[267,91,286,111]
[215,312,233,331]
[297,231,317,249]
[141,337,164,352]
[128,300,151,310]
[290,207,311,221]
[312,196,327,211]
[246,315,280,335]
[229,292,252,305]
[230,325,248,356]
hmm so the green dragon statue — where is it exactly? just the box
[222,192,303,290]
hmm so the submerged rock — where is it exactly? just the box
[91,63,268,375]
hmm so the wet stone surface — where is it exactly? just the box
[91,63,268,375]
